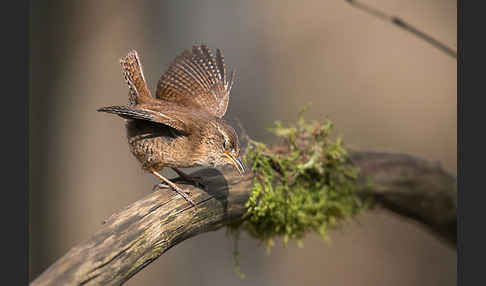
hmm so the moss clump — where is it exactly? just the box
[227,110,367,272]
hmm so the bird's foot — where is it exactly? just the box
[171,184,196,206]
[153,181,196,206]
[151,170,198,207]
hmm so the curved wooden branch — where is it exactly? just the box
[350,152,457,246]
[31,151,456,286]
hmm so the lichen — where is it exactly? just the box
[227,109,369,276]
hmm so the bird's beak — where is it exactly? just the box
[224,152,246,175]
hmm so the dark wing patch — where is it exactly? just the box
[97,105,188,134]
[120,50,153,105]
[155,45,235,118]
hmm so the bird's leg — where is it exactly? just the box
[172,168,206,189]
[151,170,197,206]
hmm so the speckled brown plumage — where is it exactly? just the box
[98,45,245,205]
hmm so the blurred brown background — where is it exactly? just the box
[29,0,456,285]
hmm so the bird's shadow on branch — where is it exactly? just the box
[173,168,231,217]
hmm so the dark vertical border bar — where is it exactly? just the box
[459,0,486,285]
[1,0,29,284]
[457,0,463,284]
[25,0,30,283]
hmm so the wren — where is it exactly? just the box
[98,45,245,206]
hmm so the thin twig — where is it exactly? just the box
[345,0,457,58]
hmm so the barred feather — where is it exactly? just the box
[97,105,188,133]
[120,50,153,105]
[155,45,235,118]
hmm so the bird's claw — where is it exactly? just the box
[152,182,169,191]
[153,181,196,206]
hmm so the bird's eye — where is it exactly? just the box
[223,138,231,151]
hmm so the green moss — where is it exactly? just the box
[227,109,368,276]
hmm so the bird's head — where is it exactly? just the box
[202,119,246,175]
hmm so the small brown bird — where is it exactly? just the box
[98,45,245,205]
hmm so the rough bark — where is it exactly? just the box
[31,151,456,286]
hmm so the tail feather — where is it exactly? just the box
[120,49,153,105]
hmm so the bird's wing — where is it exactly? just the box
[155,45,235,118]
[97,105,189,134]
[120,49,153,105]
